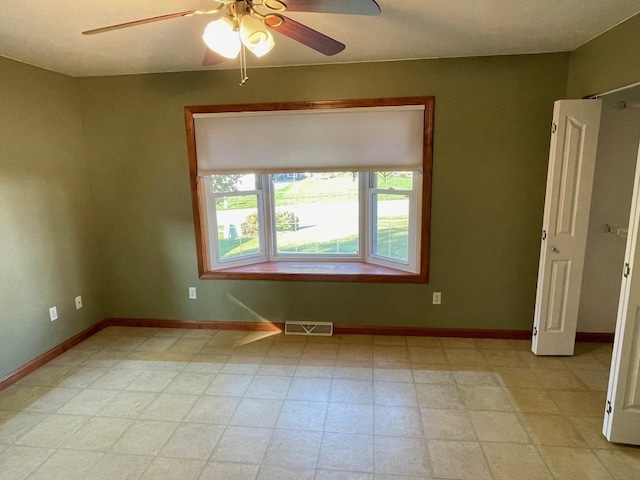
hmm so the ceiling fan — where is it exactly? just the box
[83,0,381,84]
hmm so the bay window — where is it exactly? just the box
[185,97,434,283]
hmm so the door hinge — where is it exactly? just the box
[542,230,547,241]
[606,400,612,415]
[624,263,631,278]
[533,326,538,337]
[551,122,557,134]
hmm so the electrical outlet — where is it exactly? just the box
[49,306,58,321]
[75,296,83,310]
[188,287,197,299]
[432,292,442,305]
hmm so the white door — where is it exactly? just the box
[532,100,602,356]
[603,142,640,445]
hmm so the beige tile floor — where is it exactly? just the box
[1,326,639,479]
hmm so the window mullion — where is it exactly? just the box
[203,178,221,269]
[359,172,369,262]
[261,174,276,261]
[408,171,422,268]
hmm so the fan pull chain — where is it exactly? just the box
[239,44,249,86]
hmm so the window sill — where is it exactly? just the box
[201,261,427,283]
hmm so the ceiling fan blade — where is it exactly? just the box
[265,15,345,56]
[82,10,203,35]
[202,49,225,66]
[279,0,381,15]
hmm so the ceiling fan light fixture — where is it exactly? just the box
[240,15,274,57]
[202,17,241,59]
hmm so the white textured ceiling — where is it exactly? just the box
[1,0,640,77]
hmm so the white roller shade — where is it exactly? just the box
[194,105,425,175]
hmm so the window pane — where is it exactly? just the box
[373,193,409,262]
[272,172,359,255]
[216,194,261,261]
[374,171,414,190]
[210,174,256,193]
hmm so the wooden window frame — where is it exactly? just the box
[184,97,434,283]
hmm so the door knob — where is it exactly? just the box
[551,247,559,253]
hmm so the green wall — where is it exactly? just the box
[568,13,640,98]
[0,58,105,378]
[78,53,568,331]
